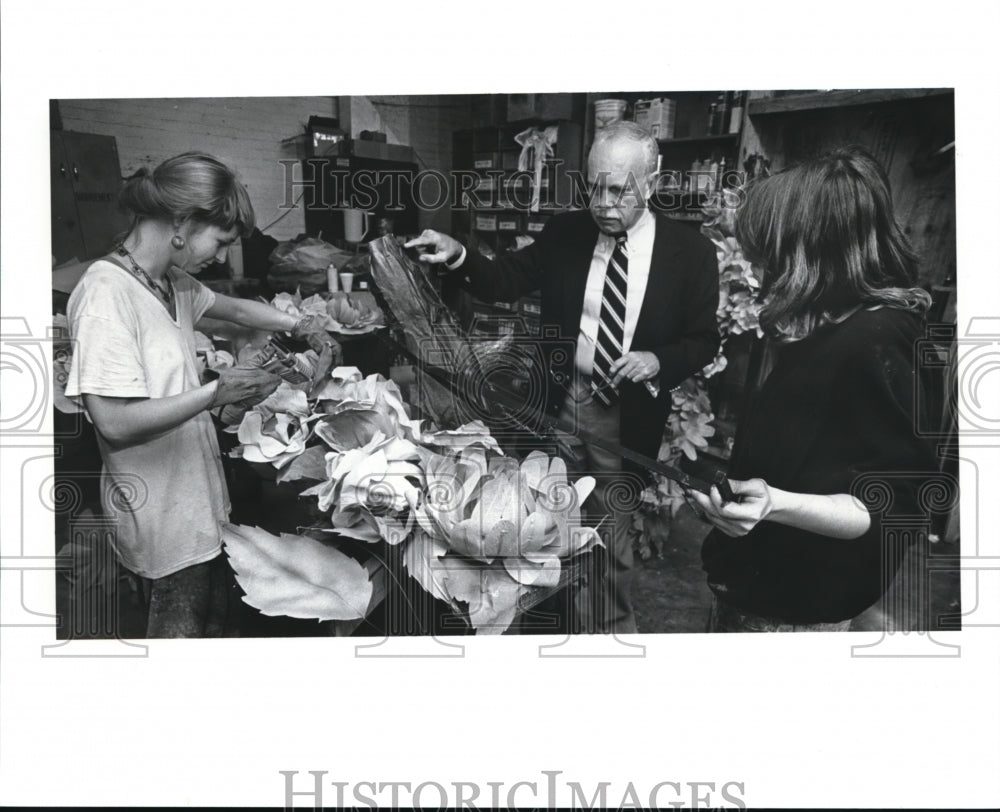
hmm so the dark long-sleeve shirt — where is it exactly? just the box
[701,306,940,623]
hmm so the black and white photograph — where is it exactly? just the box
[46,87,959,640]
[2,1,998,809]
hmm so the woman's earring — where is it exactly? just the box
[171,234,186,249]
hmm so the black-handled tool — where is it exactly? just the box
[713,471,737,504]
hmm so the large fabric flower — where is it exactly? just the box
[327,295,383,333]
[231,382,317,467]
[302,433,424,546]
[404,450,601,633]
[313,368,424,444]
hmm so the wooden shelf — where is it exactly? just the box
[658,133,739,146]
[748,88,953,116]
[653,189,710,198]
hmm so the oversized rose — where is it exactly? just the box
[326,295,383,334]
[403,450,602,633]
[230,383,317,468]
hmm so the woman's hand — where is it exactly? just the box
[291,314,337,354]
[688,478,774,537]
[210,367,281,407]
[290,314,324,340]
[688,479,873,540]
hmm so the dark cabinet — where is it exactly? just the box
[50,130,129,264]
[300,155,420,245]
[451,119,583,335]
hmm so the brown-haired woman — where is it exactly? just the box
[691,145,939,631]
[65,152,331,637]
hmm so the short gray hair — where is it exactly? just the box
[590,120,659,176]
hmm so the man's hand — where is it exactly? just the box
[404,229,464,265]
[609,351,660,387]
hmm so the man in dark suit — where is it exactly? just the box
[406,121,720,634]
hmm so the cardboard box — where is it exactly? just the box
[473,152,500,170]
[526,214,549,234]
[634,98,676,140]
[474,213,498,232]
[501,175,531,207]
[497,212,523,232]
[519,298,542,318]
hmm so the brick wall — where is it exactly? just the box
[58,95,474,239]
[58,97,339,242]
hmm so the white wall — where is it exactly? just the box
[58,97,339,242]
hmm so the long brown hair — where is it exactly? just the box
[118,151,256,237]
[736,145,930,339]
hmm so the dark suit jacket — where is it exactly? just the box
[456,209,720,471]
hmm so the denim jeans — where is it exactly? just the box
[132,554,235,638]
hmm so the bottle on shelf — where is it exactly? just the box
[706,103,719,136]
[728,92,745,134]
[689,159,702,192]
[715,93,729,135]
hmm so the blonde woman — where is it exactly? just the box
[66,151,328,636]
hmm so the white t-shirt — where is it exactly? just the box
[65,259,230,578]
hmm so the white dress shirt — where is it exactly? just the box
[574,208,656,376]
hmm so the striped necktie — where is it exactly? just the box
[591,232,628,406]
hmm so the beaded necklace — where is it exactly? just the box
[115,244,173,305]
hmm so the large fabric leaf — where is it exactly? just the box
[222,524,372,621]
[328,558,387,636]
[276,444,330,483]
